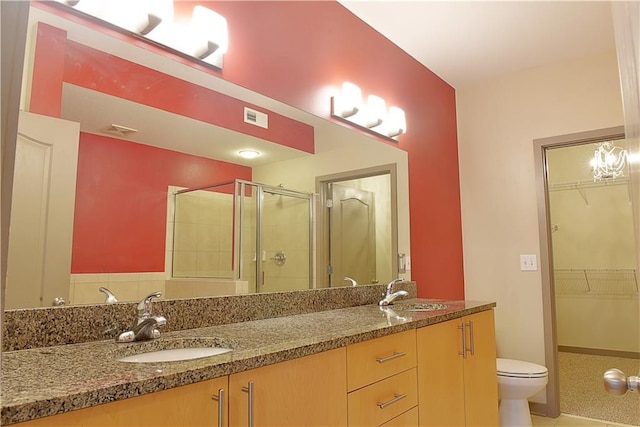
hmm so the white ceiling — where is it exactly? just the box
[339,1,616,88]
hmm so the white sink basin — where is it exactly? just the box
[118,347,232,363]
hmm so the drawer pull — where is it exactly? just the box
[376,393,407,409]
[376,351,406,363]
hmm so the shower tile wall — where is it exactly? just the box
[261,195,310,292]
[172,190,234,278]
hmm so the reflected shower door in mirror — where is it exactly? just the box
[169,180,313,297]
[241,182,313,293]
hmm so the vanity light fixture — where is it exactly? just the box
[386,106,407,139]
[53,0,229,70]
[332,82,362,118]
[239,150,260,159]
[363,95,386,128]
[189,6,229,65]
[590,141,627,181]
[330,82,407,142]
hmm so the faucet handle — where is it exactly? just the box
[386,278,404,292]
[136,291,162,318]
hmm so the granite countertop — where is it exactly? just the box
[1,298,495,425]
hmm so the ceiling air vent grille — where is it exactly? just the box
[102,124,138,137]
[244,107,268,129]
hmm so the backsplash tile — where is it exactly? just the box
[2,282,415,351]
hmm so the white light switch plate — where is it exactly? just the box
[520,254,538,271]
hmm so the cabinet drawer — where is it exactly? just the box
[347,368,418,427]
[347,329,416,391]
[380,407,419,427]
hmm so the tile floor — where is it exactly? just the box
[533,414,638,427]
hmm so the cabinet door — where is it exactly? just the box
[417,318,465,427]
[462,310,499,427]
[15,376,229,427]
[229,348,348,427]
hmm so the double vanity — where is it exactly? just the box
[1,283,499,426]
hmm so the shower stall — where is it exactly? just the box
[171,179,314,294]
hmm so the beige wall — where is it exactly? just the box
[457,50,624,402]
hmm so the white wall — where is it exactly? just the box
[457,50,624,402]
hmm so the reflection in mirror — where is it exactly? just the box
[5,3,411,309]
[169,179,313,297]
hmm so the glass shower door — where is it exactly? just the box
[261,189,312,292]
[235,180,313,293]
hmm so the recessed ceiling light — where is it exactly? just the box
[239,149,260,159]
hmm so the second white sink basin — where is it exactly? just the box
[118,347,232,363]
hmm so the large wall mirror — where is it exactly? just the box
[5,3,411,309]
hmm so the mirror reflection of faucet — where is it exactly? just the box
[99,287,118,304]
[344,276,357,287]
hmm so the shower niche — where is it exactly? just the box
[169,179,313,296]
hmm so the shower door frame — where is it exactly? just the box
[533,125,627,418]
[234,179,314,292]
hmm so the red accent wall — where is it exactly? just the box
[32,1,464,299]
[72,133,251,273]
[62,40,314,154]
[30,22,66,116]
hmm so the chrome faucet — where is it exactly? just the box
[378,278,408,306]
[116,291,166,343]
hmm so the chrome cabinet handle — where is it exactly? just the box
[458,323,467,358]
[241,381,254,427]
[467,320,475,356]
[376,351,406,363]
[376,393,407,409]
[211,388,225,427]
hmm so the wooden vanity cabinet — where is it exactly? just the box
[417,310,499,427]
[15,376,229,427]
[12,309,499,427]
[228,347,348,427]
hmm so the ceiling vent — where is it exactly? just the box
[102,124,138,137]
[244,107,268,129]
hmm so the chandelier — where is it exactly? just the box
[589,141,627,181]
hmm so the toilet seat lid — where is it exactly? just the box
[497,358,548,378]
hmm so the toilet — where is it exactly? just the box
[496,358,548,427]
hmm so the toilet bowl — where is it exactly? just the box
[497,358,548,427]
